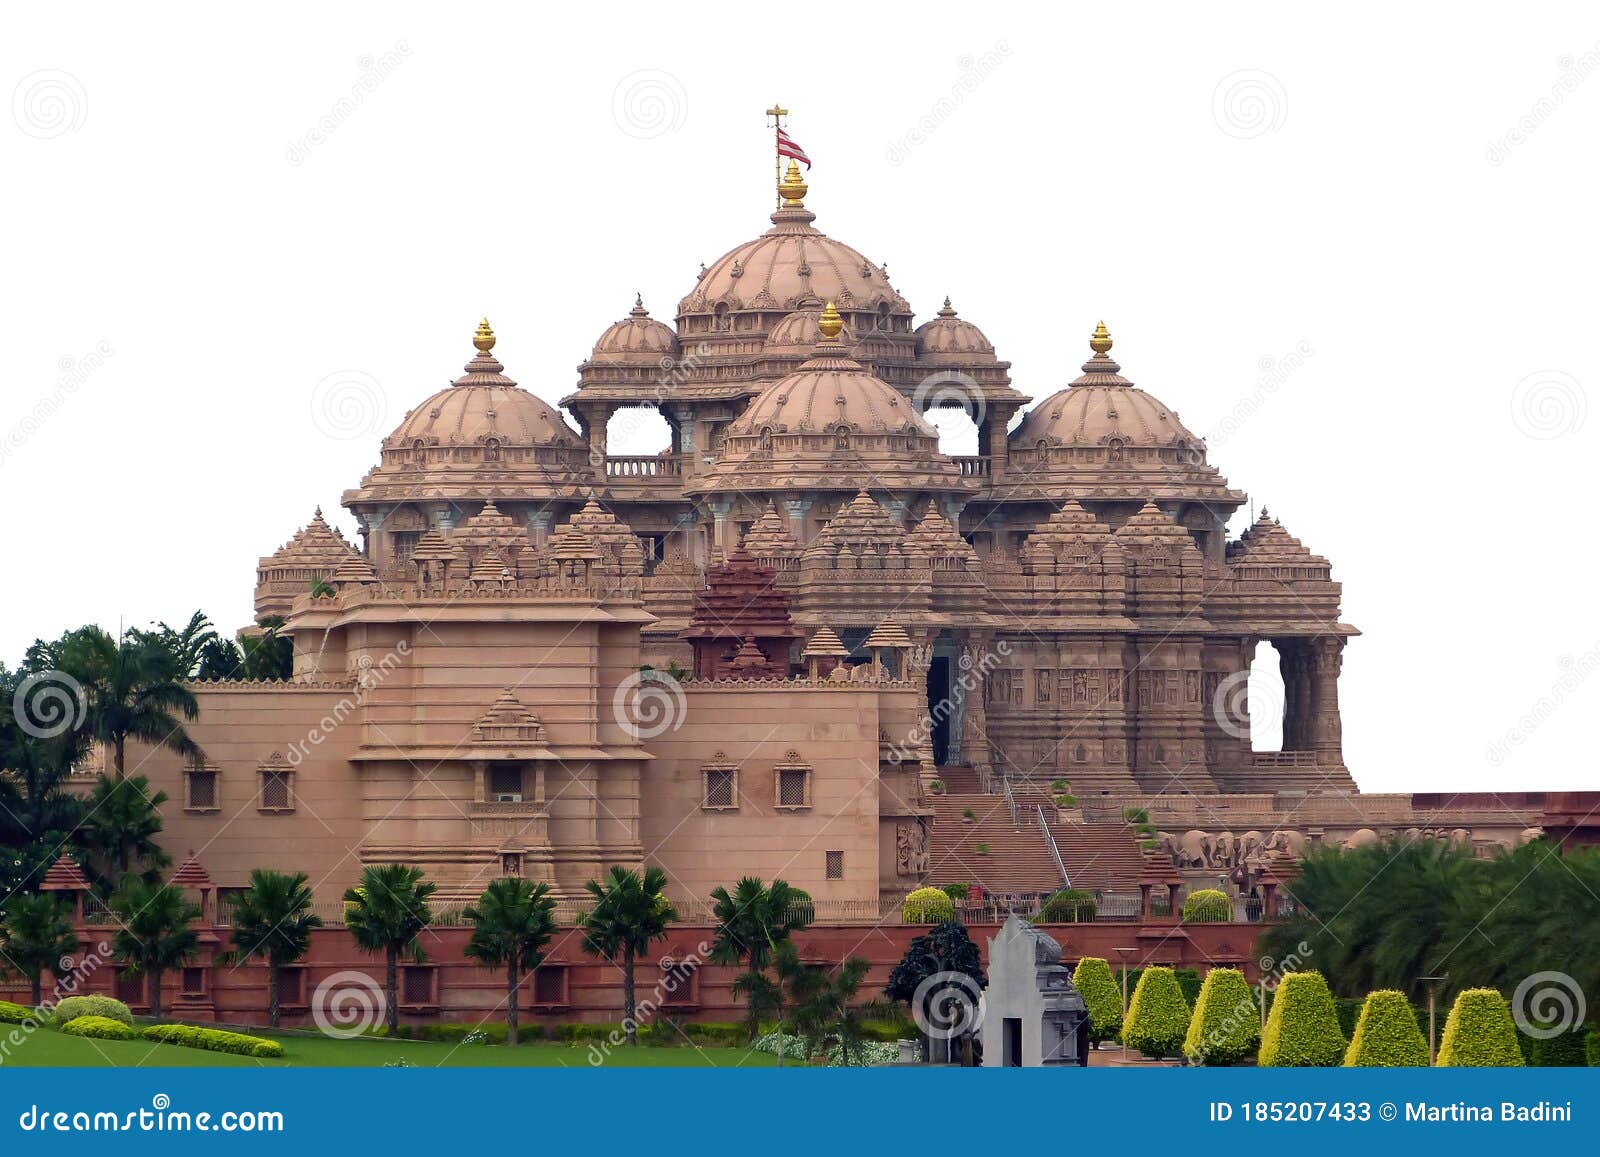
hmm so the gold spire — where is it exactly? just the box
[779,159,807,207]
[474,317,496,353]
[818,301,843,339]
[1089,320,1113,355]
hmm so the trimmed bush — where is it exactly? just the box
[1530,1029,1588,1068]
[1259,971,1345,1067]
[61,1015,137,1041]
[375,1021,542,1044]
[1180,888,1231,922]
[1122,966,1191,1059]
[1184,968,1259,1065]
[1587,1029,1600,1067]
[52,995,134,1027]
[1437,989,1524,1067]
[1344,990,1428,1067]
[1034,889,1097,923]
[901,887,955,924]
[0,1000,39,1025]
[1072,957,1124,1046]
[141,1024,285,1059]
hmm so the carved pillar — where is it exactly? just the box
[1310,636,1345,763]
[528,510,552,548]
[708,498,732,558]
[784,497,812,543]
[960,634,993,768]
[672,405,696,456]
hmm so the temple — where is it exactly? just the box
[126,153,1547,920]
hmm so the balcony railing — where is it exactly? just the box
[952,456,990,477]
[604,455,683,478]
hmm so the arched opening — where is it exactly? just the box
[1249,640,1286,752]
[605,405,673,457]
[923,406,980,456]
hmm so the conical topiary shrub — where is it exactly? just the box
[1183,967,1259,1065]
[1344,990,1428,1066]
[1122,966,1191,1059]
[1259,971,1345,1067]
[1437,989,1525,1067]
[1072,956,1123,1047]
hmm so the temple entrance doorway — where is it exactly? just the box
[927,655,953,765]
[1251,640,1286,752]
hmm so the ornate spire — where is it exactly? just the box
[818,300,844,340]
[779,158,807,207]
[938,297,957,318]
[630,293,648,317]
[1090,320,1113,355]
[474,318,496,353]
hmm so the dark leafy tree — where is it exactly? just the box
[709,875,813,1041]
[577,866,675,1046]
[225,869,321,1028]
[110,880,201,1020]
[343,864,435,1034]
[884,918,986,1062]
[0,892,80,1006]
[464,877,558,1045]
[76,774,170,886]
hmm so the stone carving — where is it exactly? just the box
[896,821,929,878]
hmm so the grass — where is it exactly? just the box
[4,1026,782,1068]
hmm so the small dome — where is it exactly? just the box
[588,296,680,364]
[730,356,934,439]
[763,308,854,357]
[914,298,996,360]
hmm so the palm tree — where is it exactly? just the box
[76,774,170,885]
[149,611,220,678]
[226,869,322,1028]
[110,880,200,1020]
[577,865,675,1046]
[791,955,880,1066]
[463,878,558,1044]
[709,875,813,1040]
[0,893,80,1007]
[0,669,87,893]
[32,625,202,780]
[343,864,436,1033]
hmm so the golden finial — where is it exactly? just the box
[474,318,496,353]
[818,301,843,339]
[1089,320,1113,355]
[779,159,807,207]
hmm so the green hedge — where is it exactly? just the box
[1122,967,1191,1059]
[1118,967,1203,1009]
[1530,1029,1588,1068]
[61,1015,137,1041]
[141,1024,285,1059]
[53,995,134,1027]
[1181,889,1232,923]
[1034,889,1097,923]
[1344,990,1428,1067]
[1184,968,1259,1065]
[901,887,956,924]
[0,1000,39,1025]
[1259,971,1345,1067]
[1437,989,1524,1067]
[375,1022,543,1044]
[1072,957,1124,1046]
[1587,1029,1600,1067]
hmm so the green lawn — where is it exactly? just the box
[5,1027,780,1068]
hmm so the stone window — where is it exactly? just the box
[658,956,701,1009]
[114,969,146,1008]
[181,967,207,997]
[774,751,811,810]
[702,755,738,810]
[184,764,219,812]
[258,762,294,813]
[276,967,306,1008]
[825,850,844,879]
[490,764,523,803]
[400,965,437,1007]
[532,965,569,1007]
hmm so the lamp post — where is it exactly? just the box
[1115,947,1136,1062]
[1419,975,1448,1066]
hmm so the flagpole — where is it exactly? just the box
[766,103,787,207]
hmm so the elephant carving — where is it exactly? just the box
[1263,830,1306,858]
[1177,830,1211,869]
[1156,831,1180,864]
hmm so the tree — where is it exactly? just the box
[734,938,812,1066]
[110,880,200,1020]
[148,611,221,678]
[29,625,202,780]
[1344,989,1428,1066]
[1183,967,1259,1065]
[343,863,436,1034]
[884,919,986,1063]
[1123,966,1192,1059]
[578,865,675,1046]
[464,877,558,1045]
[0,669,86,895]
[1071,957,1124,1047]
[791,955,883,1066]
[0,893,80,1007]
[901,886,955,924]
[709,875,812,1041]
[76,774,170,885]
[226,869,322,1029]
[195,617,294,682]
[1259,970,1346,1067]
[1437,988,1524,1067]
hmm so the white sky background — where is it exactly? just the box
[3,4,1596,793]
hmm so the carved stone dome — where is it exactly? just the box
[914,298,997,362]
[587,296,680,365]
